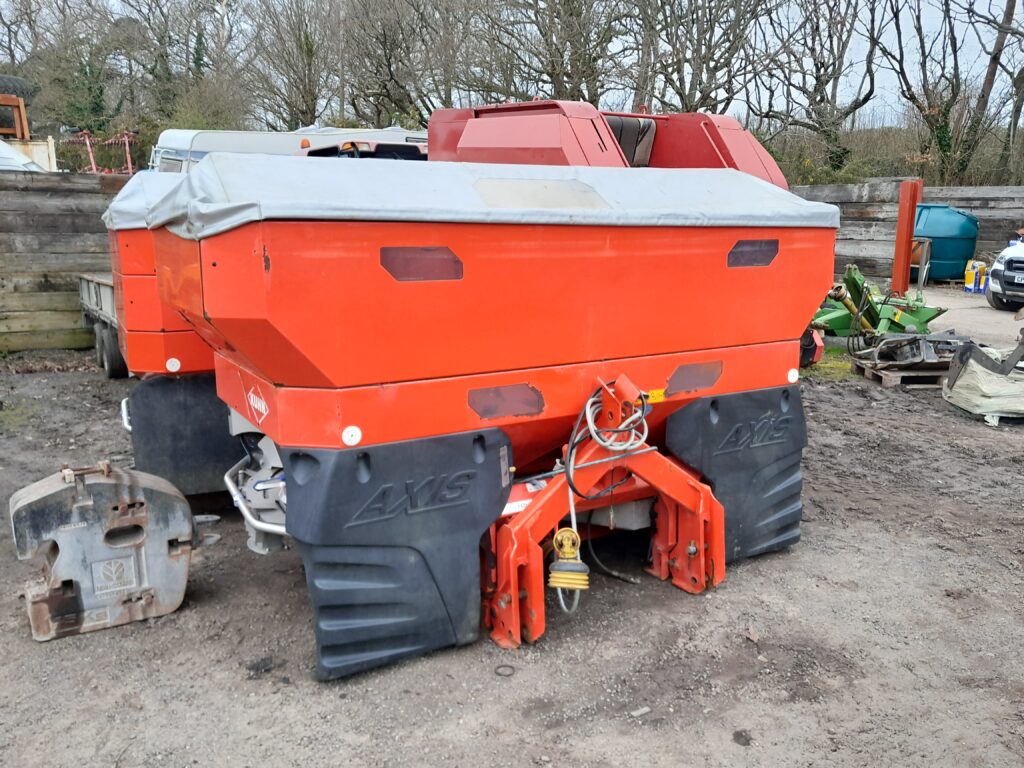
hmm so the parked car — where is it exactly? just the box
[987,240,1024,311]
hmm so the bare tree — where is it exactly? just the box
[751,0,881,170]
[342,0,480,127]
[19,0,120,130]
[874,0,1011,182]
[249,0,343,128]
[648,0,770,113]
[342,0,420,125]
[0,0,1019,185]
[960,0,1024,181]
[0,0,42,70]
[468,0,628,104]
[621,0,659,110]
[167,1,254,128]
[115,0,191,118]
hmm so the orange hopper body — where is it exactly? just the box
[102,172,213,376]
[116,101,838,680]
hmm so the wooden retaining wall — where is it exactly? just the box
[0,172,127,352]
[792,180,1024,278]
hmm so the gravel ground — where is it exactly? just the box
[0,348,1022,767]
[923,285,1021,347]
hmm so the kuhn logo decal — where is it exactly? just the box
[246,386,270,425]
[714,412,791,455]
[348,471,476,527]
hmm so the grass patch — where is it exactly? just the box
[0,401,34,430]
[805,345,858,382]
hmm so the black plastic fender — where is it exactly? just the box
[281,429,512,679]
[666,385,807,562]
[128,374,244,496]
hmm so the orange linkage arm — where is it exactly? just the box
[485,376,726,650]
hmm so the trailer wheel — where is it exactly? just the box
[101,325,129,379]
[94,322,106,367]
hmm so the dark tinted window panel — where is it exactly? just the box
[468,383,545,419]
[380,247,463,282]
[727,239,779,268]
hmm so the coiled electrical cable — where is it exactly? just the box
[555,386,650,613]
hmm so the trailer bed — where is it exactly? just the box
[77,272,127,378]
[77,272,116,327]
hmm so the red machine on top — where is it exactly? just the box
[429,100,787,187]
[116,100,836,680]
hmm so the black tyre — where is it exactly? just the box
[94,322,106,367]
[101,325,129,379]
[799,326,820,367]
[0,74,35,102]
[985,284,1024,311]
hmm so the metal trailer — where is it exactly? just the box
[77,272,128,379]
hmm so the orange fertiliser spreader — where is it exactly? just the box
[142,101,838,679]
[102,171,213,375]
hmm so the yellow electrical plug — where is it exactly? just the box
[548,528,590,590]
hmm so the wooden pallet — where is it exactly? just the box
[926,279,974,290]
[851,359,949,389]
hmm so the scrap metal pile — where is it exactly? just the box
[810,176,1024,411]
[812,263,968,387]
[10,101,839,679]
[945,333,1024,425]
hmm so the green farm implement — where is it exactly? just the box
[813,264,947,337]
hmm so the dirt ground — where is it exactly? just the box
[1,335,1023,767]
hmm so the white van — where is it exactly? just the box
[148,126,427,172]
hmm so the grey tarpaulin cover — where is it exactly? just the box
[146,153,841,239]
[943,346,1024,424]
[102,170,184,230]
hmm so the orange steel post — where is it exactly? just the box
[486,377,726,650]
[891,179,923,297]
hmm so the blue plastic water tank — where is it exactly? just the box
[914,204,980,282]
